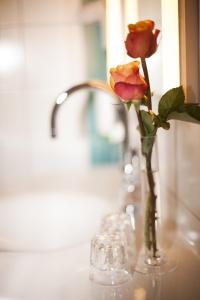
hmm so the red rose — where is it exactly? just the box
[110,61,148,101]
[125,20,160,58]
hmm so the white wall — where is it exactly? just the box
[0,0,92,195]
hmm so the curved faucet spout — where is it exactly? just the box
[50,80,129,153]
[51,80,116,138]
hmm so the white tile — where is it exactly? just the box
[0,92,27,137]
[177,122,200,217]
[0,28,26,92]
[0,0,94,194]
[23,25,87,91]
[178,202,200,256]
[157,122,177,222]
[22,0,80,25]
[0,91,32,193]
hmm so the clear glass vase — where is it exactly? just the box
[134,135,176,275]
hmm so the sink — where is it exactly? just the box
[0,192,115,252]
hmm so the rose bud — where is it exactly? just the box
[125,20,160,58]
[109,61,148,101]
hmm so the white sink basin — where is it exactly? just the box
[0,192,115,251]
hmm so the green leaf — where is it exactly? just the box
[185,104,200,121]
[154,115,170,130]
[160,122,170,130]
[140,110,155,136]
[168,103,200,124]
[158,86,185,121]
[140,96,148,107]
[141,135,155,156]
[126,101,132,111]
[140,110,155,155]
[133,100,141,112]
[168,111,198,123]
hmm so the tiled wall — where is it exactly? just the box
[0,0,91,195]
[176,122,200,219]
[176,121,200,254]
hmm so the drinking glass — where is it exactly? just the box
[89,233,131,285]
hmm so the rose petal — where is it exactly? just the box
[114,82,147,101]
[128,20,154,32]
[125,31,153,58]
[148,29,160,57]
[110,61,140,83]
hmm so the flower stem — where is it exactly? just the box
[145,151,157,257]
[140,58,157,256]
[133,105,158,258]
[141,58,152,111]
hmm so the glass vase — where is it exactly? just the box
[134,135,176,275]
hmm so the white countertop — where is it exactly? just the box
[0,170,199,300]
[0,234,199,300]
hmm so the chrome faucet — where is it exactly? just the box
[50,80,129,155]
[50,80,140,210]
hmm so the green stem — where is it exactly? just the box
[141,58,152,111]
[133,98,158,257]
[140,58,157,256]
[145,151,157,257]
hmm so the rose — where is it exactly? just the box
[109,61,148,101]
[125,20,160,58]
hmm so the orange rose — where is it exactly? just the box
[109,61,148,101]
[125,20,160,58]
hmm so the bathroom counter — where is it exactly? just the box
[0,234,199,300]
